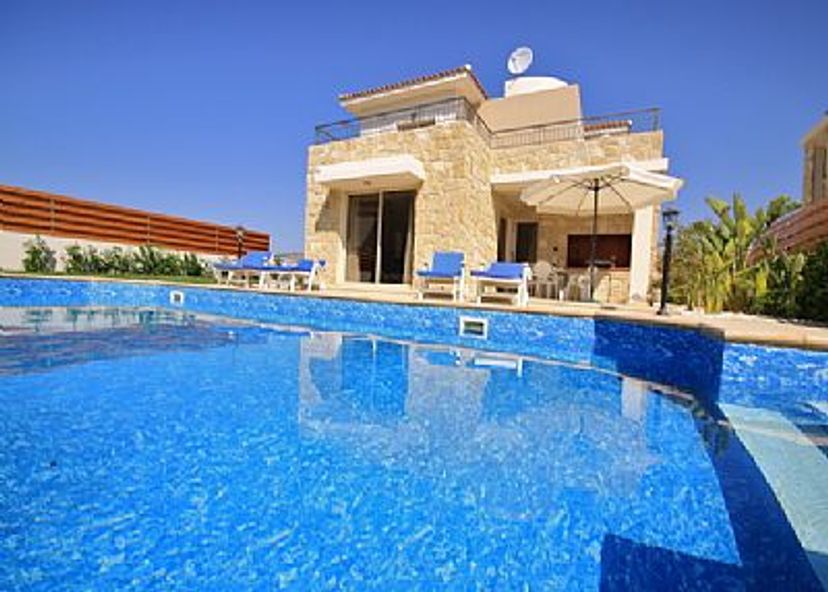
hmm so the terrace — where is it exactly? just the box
[314,96,661,149]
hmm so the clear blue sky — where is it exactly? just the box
[1,0,825,251]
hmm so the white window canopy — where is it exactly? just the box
[314,155,425,192]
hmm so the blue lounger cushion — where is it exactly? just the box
[252,258,326,273]
[292,259,316,273]
[214,250,273,271]
[416,252,464,278]
[417,269,459,279]
[213,261,241,271]
[471,262,527,280]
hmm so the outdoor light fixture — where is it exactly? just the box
[658,207,680,316]
[235,225,246,260]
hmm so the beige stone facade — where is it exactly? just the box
[304,66,673,303]
[306,122,497,281]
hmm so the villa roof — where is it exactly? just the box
[338,65,489,104]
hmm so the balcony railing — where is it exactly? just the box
[314,97,480,144]
[314,97,660,149]
[487,108,660,149]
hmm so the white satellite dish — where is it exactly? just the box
[507,46,533,75]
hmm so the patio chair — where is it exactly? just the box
[471,262,531,306]
[213,250,273,286]
[259,259,326,292]
[565,274,591,302]
[529,260,554,299]
[416,252,465,302]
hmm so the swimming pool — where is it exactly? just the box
[1,278,826,590]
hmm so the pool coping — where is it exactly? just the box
[4,272,828,352]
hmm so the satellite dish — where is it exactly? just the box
[507,46,533,75]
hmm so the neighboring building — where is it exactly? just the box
[803,114,828,206]
[305,64,674,303]
[0,184,270,271]
[762,114,828,253]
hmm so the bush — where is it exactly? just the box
[752,249,806,318]
[181,252,207,277]
[796,242,828,322]
[62,243,209,278]
[133,244,180,275]
[64,245,107,274]
[64,245,85,274]
[22,236,57,273]
[101,247,134,274]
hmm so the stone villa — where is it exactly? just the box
[304,64,676,303]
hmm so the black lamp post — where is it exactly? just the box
[658,207,680,316]
[235,225,246,260]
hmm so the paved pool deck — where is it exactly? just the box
[4,274,828,351]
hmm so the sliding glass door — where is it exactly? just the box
[346,191,414,284]
[347,195,380,282]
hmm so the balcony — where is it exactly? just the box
[314,97,660,150]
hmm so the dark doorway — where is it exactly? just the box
[515,222,538,263]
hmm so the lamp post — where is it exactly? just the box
[235,225,246,260]
[658,207,679,316]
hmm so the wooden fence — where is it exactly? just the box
[0,185,270,256]
[764,199,828,253]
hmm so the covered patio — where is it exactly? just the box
[491,160,683,304]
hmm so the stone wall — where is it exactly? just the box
[306,122,498,285]
[492,131,664,175]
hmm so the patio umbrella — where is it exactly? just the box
[519,162,683,299]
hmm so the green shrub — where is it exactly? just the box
[181,252,207,277]
[796,241,828,322]
[59,242,209,279]
[752,249,806,318]
[64,245,107,274]
[132,245,164,275]
[64,245,85,274]
[22,236,57,273]
[101,247,134,274]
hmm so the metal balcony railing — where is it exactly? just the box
[487,108,660,149]
[314,97,660,149]
[314,98,482,144]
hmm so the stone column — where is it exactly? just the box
[628,205,654,302]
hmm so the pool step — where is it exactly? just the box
[721,403,828,590]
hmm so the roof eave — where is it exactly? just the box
[337,65,488,108]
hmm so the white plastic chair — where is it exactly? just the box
[566,274,591,301]
[530,260,553,299]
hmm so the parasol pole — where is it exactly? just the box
[589,179,599,300]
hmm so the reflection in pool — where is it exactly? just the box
[298,332,739,584]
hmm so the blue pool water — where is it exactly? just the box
[1,284,826,590]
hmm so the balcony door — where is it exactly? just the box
[346,191,414,284]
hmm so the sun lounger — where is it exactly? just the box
[416,252,465,302]
[258,259,326,292]
[471,262,531,306]
[213,251,273,286]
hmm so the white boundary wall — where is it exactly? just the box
[0,230,223,272]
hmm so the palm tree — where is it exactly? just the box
[669,194,799,313]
